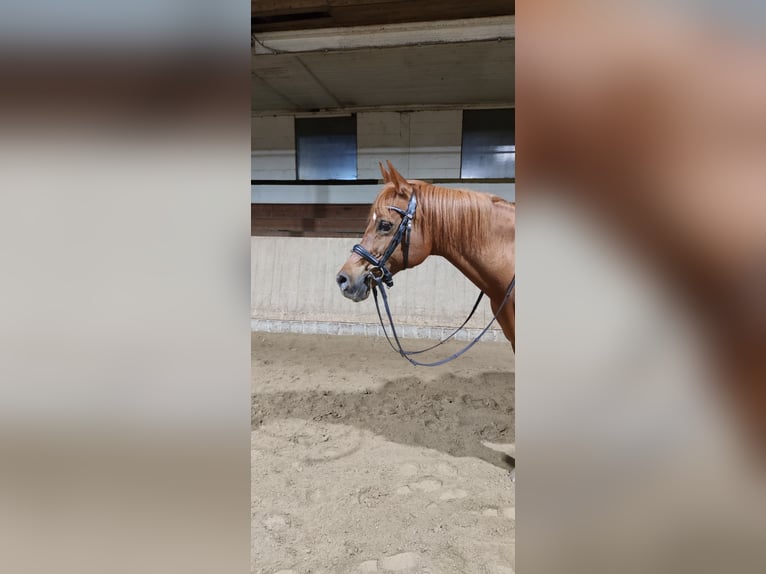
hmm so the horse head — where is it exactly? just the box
[336,161,432,301]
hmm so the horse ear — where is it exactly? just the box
[379,161,390,183]
[386,161,411,197]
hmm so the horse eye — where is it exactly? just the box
[377,220,393,233]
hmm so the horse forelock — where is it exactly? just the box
[370,183,399,223]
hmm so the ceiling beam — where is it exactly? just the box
[252,101,514,118]
[253,15,514,55]
[252,0,514,32]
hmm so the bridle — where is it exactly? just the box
[351,191,417,287]
[349,189,515,367]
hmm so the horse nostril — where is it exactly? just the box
[336,272,350,290]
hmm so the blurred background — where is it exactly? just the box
[517,1,766,573]
[0,2,250,573]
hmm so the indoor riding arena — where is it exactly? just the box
[252,3,515,573]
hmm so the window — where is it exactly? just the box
[295,115,357,180]
[460,109,515,179]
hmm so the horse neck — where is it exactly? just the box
[419,184,515,301]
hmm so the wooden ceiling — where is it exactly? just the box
[252,0,515,32]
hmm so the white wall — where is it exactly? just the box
[356,110,462,180]
[252,109,515,203]
[252,109,468,183]
[251,115,295,180]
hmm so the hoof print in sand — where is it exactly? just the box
[263,513,290,532]
[379,552,420,571]
[438,488,468,501]
[409,478,442,493]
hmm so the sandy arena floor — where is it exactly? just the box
[252,332,515,574]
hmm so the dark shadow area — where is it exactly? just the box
[252,371,515,470]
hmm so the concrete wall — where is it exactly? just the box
[251,236,506,340]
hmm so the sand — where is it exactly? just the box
[252,332,515,574]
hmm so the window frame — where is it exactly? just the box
[294,114,358,181]
[459,108,515,180]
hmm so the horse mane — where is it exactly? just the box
[373,181,508,254]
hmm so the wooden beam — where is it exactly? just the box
[252,1,330,14]
[253,0,514,32]
[253,203,370,218]
[251,203,371,237]
[251,229,363,238]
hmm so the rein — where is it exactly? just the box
[372,274,515,367]
[351,189,515,366]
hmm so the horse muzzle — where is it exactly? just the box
[336,271,371,302]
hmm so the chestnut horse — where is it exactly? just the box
[336,161,515,351]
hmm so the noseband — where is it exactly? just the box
[351,192,417,287]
